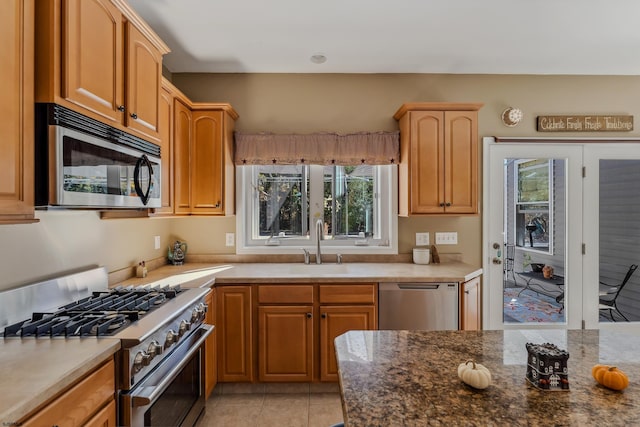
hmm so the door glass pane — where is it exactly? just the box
[599,159,640,323]
[503,158,566,324]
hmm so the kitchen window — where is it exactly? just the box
[236,164,398,254]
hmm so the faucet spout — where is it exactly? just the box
[315,219,323,264]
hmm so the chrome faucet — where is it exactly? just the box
[315,219,324,264]
[302,248,310,264]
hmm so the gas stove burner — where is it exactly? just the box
[149,292,166,305]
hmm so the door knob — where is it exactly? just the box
[492,258,502,265]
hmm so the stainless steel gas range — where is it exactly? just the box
[0,266,213,427]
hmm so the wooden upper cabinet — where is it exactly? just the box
[125,22,162,138]
[395,102,482,215]
[62,0,124,123]
[0,0,36,224]
[192,110,225,214]
[35,0,169,141]
[173,98,193,215]
[174,105,237,216]
[152,81,175,215]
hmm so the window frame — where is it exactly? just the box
[514,158,554,255]
[236,164,398,255]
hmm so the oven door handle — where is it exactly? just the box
[131,324,213,407]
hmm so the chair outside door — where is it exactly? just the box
[503,244,516,287]
[599,264,638,321]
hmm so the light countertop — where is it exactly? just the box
[0,338,120,424]
[114,261,482,288]
[335,329,640,426]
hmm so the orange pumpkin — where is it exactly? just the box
[592,364,629,391]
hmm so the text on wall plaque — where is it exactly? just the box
[537,115,633,132]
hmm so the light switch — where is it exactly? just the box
[435,232,458,245]
[415,232,429,246]
[154,235,161,250]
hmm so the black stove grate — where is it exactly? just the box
[3,286,181,338]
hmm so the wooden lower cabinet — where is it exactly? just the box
[20,359,116,426]
[84,399,117,427]
[204,288,217,397]
[217,285,254,382]
[216,283,377,384]
[258,305,314,382]
[319,305,376,381]
[460,276,481,330]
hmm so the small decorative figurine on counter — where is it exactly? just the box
[136,261,148,278]
[168,240,187,265]
[526,342,570,390]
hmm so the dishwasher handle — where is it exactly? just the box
[398,284,441,290]
[382,282,458,291]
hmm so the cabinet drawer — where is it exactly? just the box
[258,285,314,304]
[21,359,115,426]
[319,284,376,304]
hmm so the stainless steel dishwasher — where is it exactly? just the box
[378,282,459,330]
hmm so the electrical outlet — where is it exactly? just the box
[154,236,161,250]
[225,233,235,247]
[435,232,458,245]
[415,232,430,246]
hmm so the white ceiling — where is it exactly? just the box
[128,0,640,75]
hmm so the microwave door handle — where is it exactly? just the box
[133,154,152,205]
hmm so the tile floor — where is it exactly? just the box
[196,383,344,427]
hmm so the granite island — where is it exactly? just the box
[335,329,640,426]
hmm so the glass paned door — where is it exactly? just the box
[583,146,640,330]
[484,140,583,329]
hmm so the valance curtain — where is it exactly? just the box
[234,131,400,165]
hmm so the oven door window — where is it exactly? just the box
[145,349,200,426]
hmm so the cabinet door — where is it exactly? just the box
[0,0,35,223]
[125,22,162,138]
[204,289,217,397]
[153,82,174,215]
[460,277,481,330]
[258,306,313,382]
[410,111,445,214]
[84,399,116,427]
[319,306,376,381]
[20,360,115,426]
[217,286,253,382]
[63,0,124,123]
[191,110,224,214]
[444,110,478,214]
[173,99,192,214]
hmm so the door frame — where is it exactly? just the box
[482,137,584,330]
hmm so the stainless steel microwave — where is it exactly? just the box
[35,103,161,209]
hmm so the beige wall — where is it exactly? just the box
[173,72,640,265]
[2,73,639,291]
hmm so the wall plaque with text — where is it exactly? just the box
[537,115,633,132]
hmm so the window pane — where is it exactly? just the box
[518,159,549,203]
[256,165,308,238]
[323,165,375,238]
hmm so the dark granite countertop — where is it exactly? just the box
[335,329,640,426]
